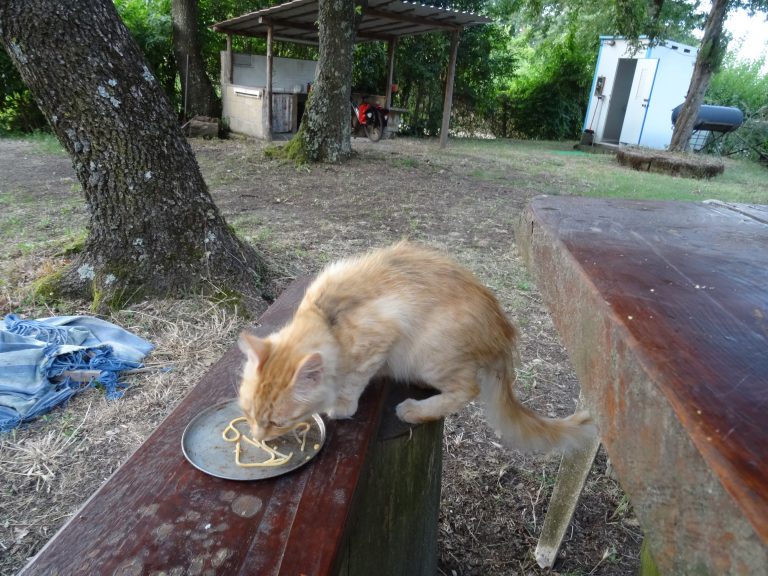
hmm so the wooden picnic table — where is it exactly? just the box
[19,277,443,576]
[516,196,768,574]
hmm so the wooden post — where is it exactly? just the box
[226,33,233,85]
[266,23,273,142]
[333,383,443,576]
[385,37,397,109]
[534,429,601,567]
[439,29,460,149]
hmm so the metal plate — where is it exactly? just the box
[181,398,326,481]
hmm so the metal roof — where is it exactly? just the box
[212,0,492,45]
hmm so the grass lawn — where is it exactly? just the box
[452,138,768,204]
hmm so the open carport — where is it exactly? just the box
[212,0,491,146]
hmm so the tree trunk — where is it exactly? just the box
[668,0,729,152]
[297,0,356,162]
[172,0,221,119]
[0,0,271,313]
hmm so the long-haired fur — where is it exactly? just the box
[238,241,595,452]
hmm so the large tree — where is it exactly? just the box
[172,0,221,119]
[289,0,357,162]
[670,0,768,151]
[0,0,271,312]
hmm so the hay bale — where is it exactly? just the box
[616,148,724,179]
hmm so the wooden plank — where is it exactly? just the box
[271,94,293,133]
[516,197,768,575]
[19,277,392,576]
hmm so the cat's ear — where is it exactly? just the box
[291,352,324,404]
[238,331,271,368]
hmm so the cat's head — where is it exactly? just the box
[237,331,330,441]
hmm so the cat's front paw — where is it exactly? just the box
[395,398,424,424]
[328,398,358,419]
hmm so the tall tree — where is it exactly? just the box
[0,0,271,312]
[290,0,357,162]
[670,0,768,151]
[172,0,221,118]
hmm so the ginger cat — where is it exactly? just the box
[238,241,594,452]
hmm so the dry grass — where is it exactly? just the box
[0,297,246,574]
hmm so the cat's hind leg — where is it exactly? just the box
[395,377,479,424]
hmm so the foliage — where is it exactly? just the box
[352,42,388,97]
[453,24,518,134]
[492,19,593,139]
[704,54,768,161]
[707,54,768,114]
[386,34,450,136]
[114,0,177,104]
[0,48,46,132]
[0,86,47,133]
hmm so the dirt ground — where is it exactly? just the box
[0,135,641,575]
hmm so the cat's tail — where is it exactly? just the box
[480,360,596,454]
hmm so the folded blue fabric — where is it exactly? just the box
[0,314,154,432]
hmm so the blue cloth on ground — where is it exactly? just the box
[0,314,154,432]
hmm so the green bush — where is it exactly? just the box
[115,0,178,108]
[492,29,592,139]
[0,89,46,134]
[705,55,768,161]
[0,49,47,133]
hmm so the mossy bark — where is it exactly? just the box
[0,0,272,313]
[293,0,356,163]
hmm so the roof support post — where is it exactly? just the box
[226,33,233,84]
[439,28,460,149]
[266,23,274,142]
[385,37,397,109]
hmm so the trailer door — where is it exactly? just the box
[619,58,658,145]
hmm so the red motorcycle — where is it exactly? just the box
[351,99,388,142]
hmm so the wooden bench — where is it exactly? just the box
[516,197,768,574]
[20,277,443,576]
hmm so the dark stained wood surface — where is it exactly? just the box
[19,277,393,576]
[517,197,768,574]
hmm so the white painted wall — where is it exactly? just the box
[222,84,267,139]
[220,52,315,138]
[583,37,698,150]
[229,52,317,93]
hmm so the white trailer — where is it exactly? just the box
[582,37,698,150]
